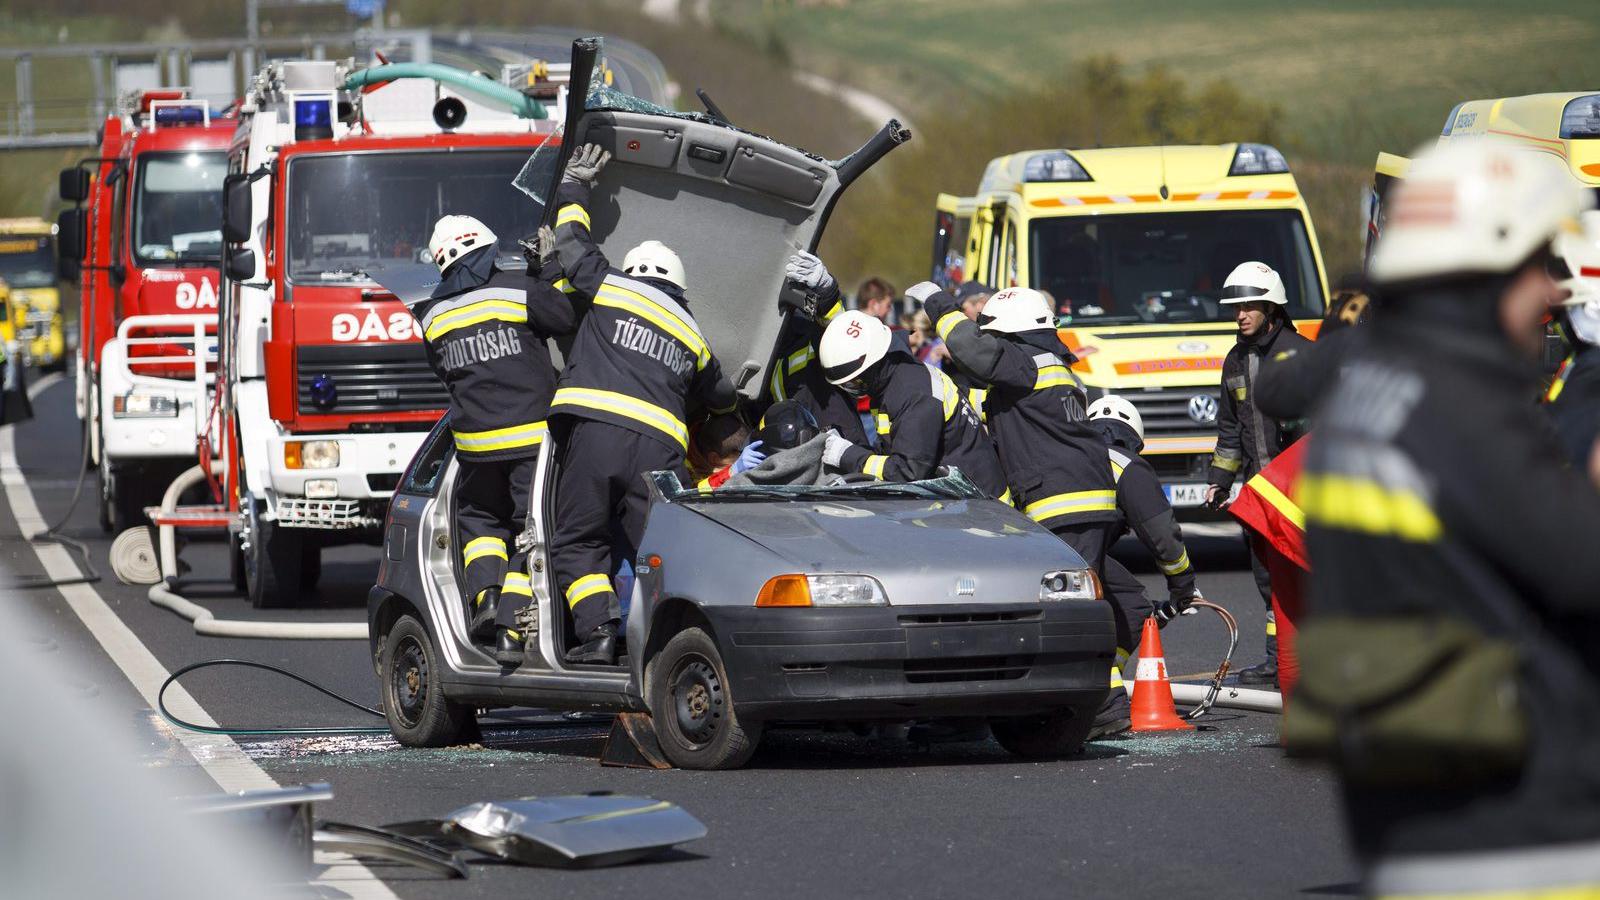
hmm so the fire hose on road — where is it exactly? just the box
[1122,598,1284,715]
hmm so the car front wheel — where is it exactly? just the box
[991,706,1096,759]
[647,626,760,770]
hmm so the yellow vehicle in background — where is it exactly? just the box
[932,143,1328,508]
[0,218,65,370]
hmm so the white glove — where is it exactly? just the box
[563,143,611,187]
[822,429,853,468]
[904,281,941,304]
[784,250,837,295]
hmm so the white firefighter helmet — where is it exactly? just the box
[1087,395,1145,441]
[1369,140,1593,285]
[623,240,687,290]
[428,215,497,273]
[978,287,1055,333]
[1555,210,1600,344]
[819,310,892,387]
[1220,261,1288,306]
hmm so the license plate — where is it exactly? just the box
[1164,483,1240,508]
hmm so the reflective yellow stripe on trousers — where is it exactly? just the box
[462,536,507,567]
[1024,489,1117,524]
[565,573,613,609]
[502,571,533,598]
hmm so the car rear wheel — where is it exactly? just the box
[381,614,476,747]
[647,627,760,770]
[991,706,1096,759]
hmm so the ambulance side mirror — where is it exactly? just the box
[222,173,253,245]
[226,247,256,283]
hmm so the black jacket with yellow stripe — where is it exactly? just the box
[551,181,737,453]
[411,250,574,461]
[1304,313,1600,859]
[767,296,869,445]
[836,350,1006,498]
[1096,419,1197,603]
[1207,318,1312,490]
[924,287,1116,528]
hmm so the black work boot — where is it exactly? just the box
[1236,660,1279,686]
[1088,689,1131,740]
[470,586,500,642]
[564,621,619,666]
[495,627,526,666]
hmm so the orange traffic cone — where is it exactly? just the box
[1129,615,1194,732]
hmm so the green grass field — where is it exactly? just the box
[725,0,1600,163]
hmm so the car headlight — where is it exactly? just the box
[756,573,888,608]
[285,439,340,469]
[1040,568,1100,601]
[112,391,178,418]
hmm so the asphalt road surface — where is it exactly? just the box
[0,373,1358,898]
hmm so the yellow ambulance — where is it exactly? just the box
[0,218,65,370]
[933,143,1329,508]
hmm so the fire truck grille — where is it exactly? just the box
[297,344,446,415]
[1122,388,1223,438]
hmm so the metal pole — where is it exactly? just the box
[165,49,181,87]
[90,51,107,120]
[16,55,34,136]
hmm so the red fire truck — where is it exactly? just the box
[57,91,234,534]
[213,58,568,607]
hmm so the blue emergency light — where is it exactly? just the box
[294,97,334,141]
[153,105,207,127]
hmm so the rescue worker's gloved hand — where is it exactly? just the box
[519,225,557,269]
[905,281,941,304]
[563,143,611,187]
[730,440,767,475]
[907,280,956,321]
[1155,592,1201,625]
[821,429,852,469]
[785,250,836,296]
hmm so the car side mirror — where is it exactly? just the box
[222,173,252,245]
[226,247,256,282]
[55,208,85,282]
[58,167,89,203]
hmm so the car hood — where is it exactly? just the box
[565,81,907,397]
[679,495,1088,606]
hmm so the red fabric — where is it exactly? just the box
[1227,436,1310,570]
[706,465,732,489]
[1262,540,1305,698]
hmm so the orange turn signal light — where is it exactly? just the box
[284,441,303,469]
[755,574,811,607]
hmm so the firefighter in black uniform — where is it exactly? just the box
[915,283,1117,573]
[548,144,738,665]
[1204,260,1312,684]
[412,215,574,663]
[1547,211,1600,470]
[1084,395,1202,737]
[1298,140,1600,898]
[814,305,1007,499]
[767,250,872,445]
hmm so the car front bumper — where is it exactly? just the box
[703,601,1115,723]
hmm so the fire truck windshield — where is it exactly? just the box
[286,150,544,283]
[1029,209,1325,325]
[0,235,54,288]
[131,151,227,267]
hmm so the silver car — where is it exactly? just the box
[368,80,1115,770]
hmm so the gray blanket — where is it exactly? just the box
[724,433,842,488]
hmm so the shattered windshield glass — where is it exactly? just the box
[132,152,227,266]
[1030,209,1325,325]
[288,150,545,284]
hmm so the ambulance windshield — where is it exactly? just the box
[131,151,227,267]
[1029,209,1325,324]
[0,234,54,288]
[287,149,545,283]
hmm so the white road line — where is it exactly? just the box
[1,374,399,899]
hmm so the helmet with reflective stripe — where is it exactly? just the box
[819,310,892,387]
[429,214,497,273]
[1370,139,1593,285]
[978,287,1054,333]
[623,240,687,290]
[1220,261,1287,306]
[1088,395,1144,441]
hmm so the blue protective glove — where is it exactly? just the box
[730,440,767,475]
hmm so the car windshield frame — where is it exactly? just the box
[0,236,55,288]
[284,149,547,287]
[654,469,990,503]
[130,150,228,268]
[1028,207,1326,326]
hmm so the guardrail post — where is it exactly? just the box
[16,54,34,136]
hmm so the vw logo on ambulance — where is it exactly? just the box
[1188,394,1219,425]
